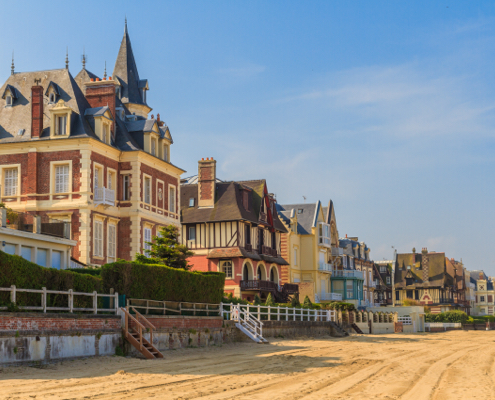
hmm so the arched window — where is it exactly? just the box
[270,268,275,282]
[257,266,262,280]
[243,264,249,281]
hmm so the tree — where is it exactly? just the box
[135,225,194,270]
[265,293,276,306]
[303,295,313,308]
[290,295,301,307]
[253,294,262,305]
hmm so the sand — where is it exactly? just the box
[1,330,494,400]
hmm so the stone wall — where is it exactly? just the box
[0,313,121,366]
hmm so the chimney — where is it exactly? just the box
[198,158,216,208]
[84,80,117,138]
[421,247,429,284]
[31,85,44,138]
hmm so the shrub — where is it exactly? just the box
[290,296,301,307]
[302,295,313,308]
[253,294,262,305]
[265,293,276,306]
[101,261,225,303]
[67,268,102,276]
[222,293,249,305]
[425,310,468,324]
[0,250,102,309]
[326,301,355,311]
[403,299,420,306]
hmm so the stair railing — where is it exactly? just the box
[130,306,157,346]
[121,306,146,352]
[231,304,264,340]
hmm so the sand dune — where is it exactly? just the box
[1,331,493,399]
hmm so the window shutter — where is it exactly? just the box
[169,186,176,213]
[4,168,18,196]
[55,165,69,193]
[108,225,116,258]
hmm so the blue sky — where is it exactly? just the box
[1,1,495,273]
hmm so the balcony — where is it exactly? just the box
[260,245,278,257]
[318,236,331,247]
[332,247,344,256]
[318,262,333,273]
[332,269,364,279]
[240,279,278,291]
[318,292,342,301]
[1,209,70,239]
[94,187,115,207]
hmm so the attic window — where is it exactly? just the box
[297,209,303,214]
[406,277,414,286]
[17,129,25,137]
[5,95,12,106]
[49,93,56,103]
[189,198,195,207]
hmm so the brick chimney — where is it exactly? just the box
[84,79,117,137]
[31,85,44,138]
[198,158,216,208]
[421,247,429,284]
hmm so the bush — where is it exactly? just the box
[67,268,102,276]
[0,250,103,309]
[403,299,420,306]
[326,301,355,311]
[302,295,313,308]
[290,296,301,308]
[101,261,225,303]
[265,293,276,306]
[253,294,262,305]
[222,293,249,305]
[425,310,468,324]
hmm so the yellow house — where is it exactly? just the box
[277,200,341,303]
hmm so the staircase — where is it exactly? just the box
[330,321,349,337]
[231,305,268,344]
[121,307,164,359]
[351,323,364,334]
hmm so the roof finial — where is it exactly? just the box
[104,61,107,79]
[65,46,69,70]
[125,16,128,34]
[82,46,86,69]
[11,51,14,75]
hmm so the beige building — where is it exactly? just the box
[277,200,341,303]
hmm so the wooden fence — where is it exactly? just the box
[127,298,221,317]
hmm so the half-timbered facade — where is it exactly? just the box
[0,23,184,267]
[181,158,295,302]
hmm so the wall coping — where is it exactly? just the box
[0,312,121,319]
[137,315,223,320]
[0,328,120,337]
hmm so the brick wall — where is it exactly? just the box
[140,163,179,216]
[129,316,223,330]
[0,313,121,332]
[118,217,132,260]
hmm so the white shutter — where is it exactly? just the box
[4,168,18,196]
[108,225,116,258]
[55,165,69,193]
[144,228,152,253]
[169,186,176,213]
[94,168,99,190]
[145,178,151,204]
[94,221,103,257]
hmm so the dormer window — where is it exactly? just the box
[163,144,169,162]
[6,95,12,106]
[102,124,108,144]
[45,82,60,104]
[55,115,67,135]
[2,85,16,107]
[151,137,157,156]
[49,93,56,103]
[189,198,195,207]
[49,100,72,138]
[116,86,121,99]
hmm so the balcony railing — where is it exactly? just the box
[240,280,278,291]
[260,245,278,257]
[94,187,115,207]
[244,243,253,252]
[318,263,333,273]
[1,209,70,239]
[318,292,343,301]
[332,269,364,279]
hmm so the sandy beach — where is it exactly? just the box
[1,330,493,400]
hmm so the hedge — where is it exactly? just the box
[425,310,468,323]
[0,250,103,309]
[67,268,102,276]
[101,262,225,304]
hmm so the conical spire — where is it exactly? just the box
[112,20,144,105]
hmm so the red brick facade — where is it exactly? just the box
[0,314,121,332]
[129,316,223,330]
[85,82,117,137]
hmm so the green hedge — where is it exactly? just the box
[425,310,468,323]
[66,268,102,276]
[0,251,103,309]
[101,262,225,304]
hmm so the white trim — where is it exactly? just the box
[168,184,176,214]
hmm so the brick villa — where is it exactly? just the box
[0,22,184,266]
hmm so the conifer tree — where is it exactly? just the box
[265,293,276,306]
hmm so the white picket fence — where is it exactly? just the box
[0,285,119,314]
[221,303,335,322]
[425,322,462,331]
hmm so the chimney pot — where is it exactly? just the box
[96,78,100,82]
[157,113,160,122]
[109,76,112,80]
[201,158,204,161]
[90,78,94,82]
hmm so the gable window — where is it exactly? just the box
[55,165,69,193]
[102,124,108,144]
[406,277,414,286]
[4,168,18,196]
[56,115,67,135]
[189,198,195,207]
[144,176,151,204]
[49,93,56,103]
[297,209,303,214]
[151,137,157,156]
[163,144,169,162]
[220,260,232,279]
[94,220,103,258]
[6,95,12,106]
[108,224,116,261]
[142,89,147,103]
[169,185,176,213]
[143,227,152,255]
[122,175,130,201]
[188,226,196,241]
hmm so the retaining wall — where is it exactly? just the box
[0,313,121,366]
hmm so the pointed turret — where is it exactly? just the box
[112,21,151,118]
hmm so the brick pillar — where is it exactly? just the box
[27,150,38,198]
[422,248,429,283]
[198,158,216,208]
[31,86,44,138]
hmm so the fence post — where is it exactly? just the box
[93,291,97,314]
[268,305,271,321]
[114,292,119,314]
[277,306,280,321]
[69,289,73,313]
[10,285,16,304]
[42,287,47,313]
[258,305,260,320]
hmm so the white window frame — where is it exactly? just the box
[51,161,73,198]
[188,226,196,241]
[56,114,67,136]
[143,227,152,255]
[163,144,169,162]
[107,168,116,191]
[386,276,391,284]
[318,222,331,247]
[189,198,194,207]
[151,137,157,156]
[143,174,152,204]
[2,165,20,198]
[168,184,176,214]
[220,260,233,279]
[94,220,104,258]
[380,266,386,273]
[108,223,116,260]
[93,162,104,193]
[122,174,131,201]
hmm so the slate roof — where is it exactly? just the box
[84,106,110,117]
[112,24,146,106]
[181,179,287,233]
[74,68,100,92]
[395,252,454,288]
[276,203,317,235]
[2,84,17,99]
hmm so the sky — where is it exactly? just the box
[1,1,495,274]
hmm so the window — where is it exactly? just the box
[108,224,116,259]
[144,177,151,204]
[4,168,18,196]
[49,93,55,103]
[163,144,169,162]
[415,290,419,300]
[395,291,399,301]
[406,290,413,299]
[221,260,232,278]
[123,175,130,201]
[406,277,414,286]
[188,226,196,241]
[94,167,101,191]
[142,89,146,103]
[6,95,12,106]
[102,124,108,144]
[56,115,67,135]
[346,280,353,299]
[343,257,348,269]
[245,224,251,245]
[294,248,297,266]
[169,186,176,213]
[21,247,32,262]
[189,198,195,207]
[380,266,386,273]
[386,276,391,284]
[481,296,486,302]
[107,170,115,191]
[144,227,152,254]
[36,249,48,268]
[297,209,303,214]
[94,221,103,257]
[151,138,157,156]
[55,165,69,193]
[52,251,62,270]
[318,223,331,246]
